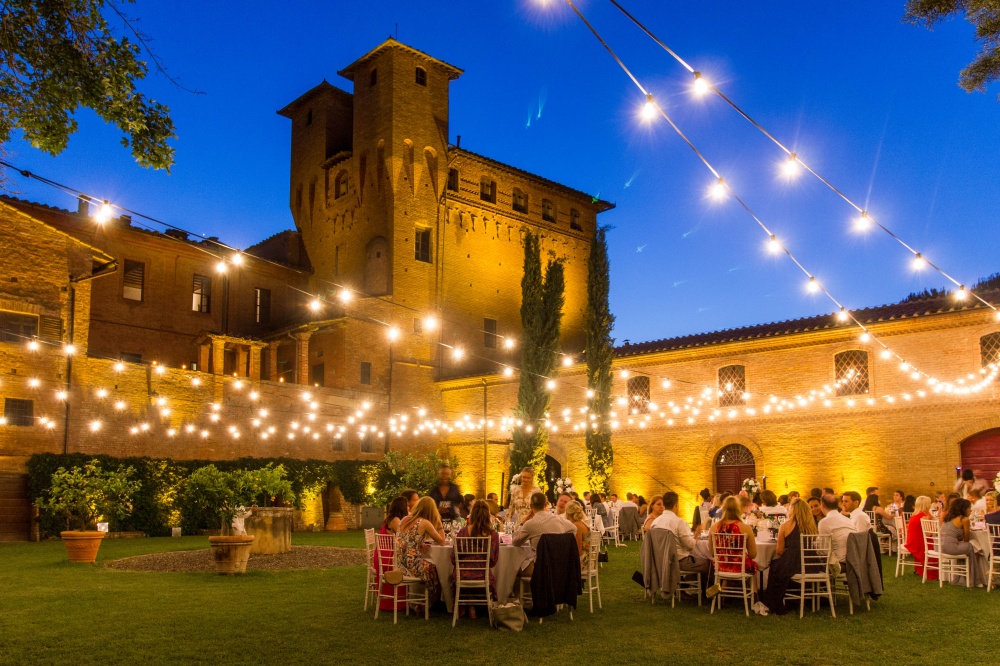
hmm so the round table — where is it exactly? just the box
[427,542,532,612]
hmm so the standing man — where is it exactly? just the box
[428,465,465,521]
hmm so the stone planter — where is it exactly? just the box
[245,506,295,554]
[325,511,347,532]
[60,531,106,563]
[208,535,255,574]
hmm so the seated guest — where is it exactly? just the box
[622,493,638,508]
[709,492,730,519]
[788,491,801,501]
[985,491,999,517]
[738,494,753,518]
[757,496,820,615]
[607,494,621,513]
[903,495,916,515]
[759,490,786,516]
[486,492,499,503]
[842,491,871,533]
[643,495,665,533]
[400,489,419,512]
[818,494,856,567]
[582,491,591,507]
[810,488,823,499]
[381,496,410,534]
[650,492,711,576]
[707,497,758,597]
[806,496,823,526]
[862,487,880,513]
[485,499,503,529]
[590,492,608,523]
[512,492,575,575]
[692,488,712,529]
[555,493,573,516]
[777,494,790,509]
[939,498,988,587]
[905,496,937,581]
[564,501,591,568]
[451,501,500,618]
[637,496,649,518]
[867,489,900,552]
[464,493,476,512]
[969,488,986,516]
[940,493,961,523]
[823,487,835,497]
[395,497,447,605]
[985,493,1000,559]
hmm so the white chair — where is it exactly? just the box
[921,518,970,588]
[987,524,1000,592]
[833,571,869,615]
[894,516,915,577]
[452,536,493,627]
[710,532,754,616]
[582,529,602,612]
[363,528,378,611]
[789,534,835,618]
[373,533,430,624]
[603,510,624,548]
[867,510,891,554]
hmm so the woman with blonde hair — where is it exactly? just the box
[507,466,540,527]
[756,496,816,615]
[564,500,592,565]
[708,496,758,578]
[904,496,937,581]
[395,497,447,605]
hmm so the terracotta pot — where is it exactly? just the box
[61,531,106,563]
[208,535,255,575]
[325,511,347,532]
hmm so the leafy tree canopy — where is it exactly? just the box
[904,0,1000,100]
[0,0,177,169]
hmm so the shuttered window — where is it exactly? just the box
[38,316,62,342]
[255,288,271,325]
[192,274,211,313]
[122,260,144,301]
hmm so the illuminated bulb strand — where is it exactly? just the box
[563,0,997,394]
[604,0,997,315]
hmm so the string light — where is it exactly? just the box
[94,200,113,223]
[423,316,437,332]
[338,288,352,304]
[641,93,657,121]
[63,344,76,355]
[837,308,849,322]
[231,253,244,266]
[692,71,709,95]
[27,340,39,351]
[781,153,800,179]
[956,286,968,301]
[504,337,516,349]
[452,347,465,360]
[767,235,780,254]
[215,261,227,274]
[309,299,322,312]
[386,326,401,342]
[562,356,573,367]
[709,177,727,201]
[113,362,125,372]
[912,253,926,271]
[855,211,871,231]
[806,276,819,293]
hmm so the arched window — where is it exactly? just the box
[541,199,555,222]
[415,67,427,86]
[834,350,870,396]
[570,208,582,231]
[480,177,496,203]
[627,376,650,415]
[512,188,528,213]
[718,365,746,407]
[981,332,1000,368]
[334,171,348,199]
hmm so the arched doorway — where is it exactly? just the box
[715,444,756,494]
[960,428,1000,482]
[544,455,563,503]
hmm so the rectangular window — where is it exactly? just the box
[255,288,271,325]
[718,365,747,407]
[0,311,38,344]
[310,363,325,387]
[480,178,496,203]
[570,209,582,231]
[360,361,372,385]
[447,168,459,192]
[542,199,555,222]
[484,318,498,349]
[360,432,377,453]
[512,189,528,214]
[122,260,144,301]
[370,68,378,87]
[413,317,424,335]
[415,228,432,263]
[192,274,211,313]
[38,316,61,342]
[835,350,870,396]
[3,398,33,426]
[415,67,427,86]
[627,376,651,415]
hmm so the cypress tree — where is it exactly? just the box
[511,231,565,485]
[585,226,615,494]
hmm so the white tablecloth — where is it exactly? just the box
[971,529,990,556]
[694,536,778,586]
[427,543,532,612]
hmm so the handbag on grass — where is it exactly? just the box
[491,601,525,631]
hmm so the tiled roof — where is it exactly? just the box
[338,37,463,81]
[276,80,351,117]
[616,289,1000,357]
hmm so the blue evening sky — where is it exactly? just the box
[5,1,998,345]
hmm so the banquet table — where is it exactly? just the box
[971,528,991,557]
[427,542,533,612]
[693,535,778,586]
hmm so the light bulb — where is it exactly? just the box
[63,344,76,355]
[692,71,709,95]
[504,337,515,349]
[955,286,968,300]
[309,298,322,312]
[859,332,871,343]
[338,288,352,303]
[231,253,244,266]
[114,362,125,372]
[27,340,39,351]
[423,316,437,332]
[503,367,514,377]
[94,200,113,224]
[452,347,465,360]
[807,276,819,293]
[215,261,227,273]
[56,391,68,401]
[386,326,400,341]
[546,380,557,390]
[562,356,573,367]
[782,153,800,178]
[709,177,727,201]
[89,420,101,432]
[641,93,657,121]
[767,235,780,254]
[837,308,848,322]
[855,211,871,231]
[912,253,926,270]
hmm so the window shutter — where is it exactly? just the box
[38,316,62,342]
[123,260,144,301]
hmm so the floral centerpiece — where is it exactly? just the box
[742,478,761,495]
[554,477,575,495]
[994,471,1000,493]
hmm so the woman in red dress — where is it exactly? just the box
[374,496,411,612]
[905,496,938,581]
[710,496,759,574]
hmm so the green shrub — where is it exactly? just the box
[35,459,141,531]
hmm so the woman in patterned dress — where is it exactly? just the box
[395,497,446,605]
[507,467,540,527]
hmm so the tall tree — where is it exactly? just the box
[0,0,178,171]
[904,0,1000,100]
[510,231,565,485]
[584,226,615,494]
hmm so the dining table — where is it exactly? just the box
[693,534,778,587]
[426,540,533,612]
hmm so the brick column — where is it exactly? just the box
[268,342,280,381]
[293,331,312,385]
[211,338,226,376]
[198,343,210,374]
[236,347,249,378]
[249,345,263,381]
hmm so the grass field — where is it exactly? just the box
[0,532,996,666]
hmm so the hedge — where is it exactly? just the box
[27,454,381,538]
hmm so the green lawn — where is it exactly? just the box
[0,533,995,665]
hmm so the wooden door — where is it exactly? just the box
[0,474,31,542]
[960,428,1000,483]
[714,444,756,495]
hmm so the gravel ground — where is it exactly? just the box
[104,546,367,573]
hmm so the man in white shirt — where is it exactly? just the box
[649,492,710,575]
[818,494,857,564]
[513,491,576,574]
[619,493,638,510]
[554,493,573,517]
[842,491,872,533]
[969,488,987,515]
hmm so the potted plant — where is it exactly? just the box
[243,465,296,555]
[180,465,260,574]
[37,460,140,563]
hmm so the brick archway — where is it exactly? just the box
[705,435,762,495]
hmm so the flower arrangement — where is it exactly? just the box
[742,478,761,495]
[994,472,1000,493]
[554,477,575,495]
